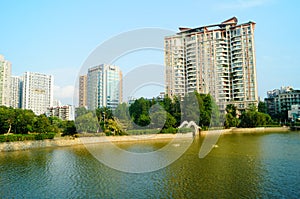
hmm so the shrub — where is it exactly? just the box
[160,127,177,134]
[0,133,56,142]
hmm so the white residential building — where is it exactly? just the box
[22,72,54,115]
[10,76,22,108]
[0,55,11,106]
[165,17,258,111]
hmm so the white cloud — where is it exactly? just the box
[53,85,75,104]
[215,0,270,10]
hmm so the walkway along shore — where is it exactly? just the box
[0,127,290,152]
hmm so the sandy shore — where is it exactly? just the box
[0,127,291,152]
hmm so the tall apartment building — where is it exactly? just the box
[10,76,22,108]
[0,55,11,106]
[22,72,54,115]
[165,17,258,110]
[86,64,122,110]
[79,75,87,107]
[265,86,300,120]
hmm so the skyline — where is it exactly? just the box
[1,0,299,105]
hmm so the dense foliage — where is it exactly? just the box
[74,92,222,135]
[224,103,274,128]
[0,133,56,142]
[76,92,276,135]
[238,104,272,128]
[0,106,77,141]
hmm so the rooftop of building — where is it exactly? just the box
[175,17,255,35]
[267,86,300,98]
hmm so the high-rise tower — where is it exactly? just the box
[0,55,11,106]
[165,17,258,110]
[22,72,54,115]
[86,64,122,110]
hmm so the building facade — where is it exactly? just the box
[0,55,12,106]
[265,86,300,120]
[47,105,74,121]
[79,75,87,107]
[165,17,258,111]
[87,64,122,110]
[10,76,22,108]
[288,104,300,121]
[22,72,54,115]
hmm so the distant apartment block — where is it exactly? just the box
[86,64,122,110]
[79,75,87,107]
[165,17,258,110]
[265,86,300,120]
[22,72,54,115]
[0,55,11,106]
[10,76,22,108]
[288,104,300,121]
[47,105,74,121]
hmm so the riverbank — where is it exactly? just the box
[0,127,291,152]
[223,126,290,134]
[0,133,190,152]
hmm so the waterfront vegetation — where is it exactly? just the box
[0,92,280,142]
[0,106,76,142]
[0,133,56,143]
[74,92,220,135]
[224,102,275,128]
[75,92,278,136]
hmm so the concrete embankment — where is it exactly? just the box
[0,138,82,152]
[227,127,290,134]
[0,133,190,152]
[0,127,291,152]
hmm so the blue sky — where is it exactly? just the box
[0,0,299,105]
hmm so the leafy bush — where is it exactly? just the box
[34,133,56,140]
[0,133,56,142]
[160,127,177,134]
[126,129,161,135]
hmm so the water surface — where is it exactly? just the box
[1,131,300,198]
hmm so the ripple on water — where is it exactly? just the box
[1,132,300,198]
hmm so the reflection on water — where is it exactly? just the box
[1,132,300,198]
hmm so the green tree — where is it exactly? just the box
[258,101,267,114]
[75,107,89,117]
[226,104,237,117]
[239,109,272,128]
[62,121,77,136]
[164,113,177,129]
[150,111,166,129]
[0,106,15,134]
[172,96,182,126]
[106,119,125,136]
[114,103,132,130]
[14,109,36,134]
[96,107,113,131]
[138,114,151,127]
[129,98,151,126]
[224,104,239,129]
[182,92,200,123]
[34,114,52,133]
[75,112,99,133]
